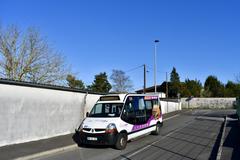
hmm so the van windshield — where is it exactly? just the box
[89,103,123,117]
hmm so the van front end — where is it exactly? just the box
[75,130,118,146]
[74,116,128,150]
[75,123,119,146]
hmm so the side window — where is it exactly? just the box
[145,100,152,120]
[121,96,147,125]
[152,99,161,119]
[135,97,147,124]
[138,98,145,110]
[145,100,152,110]
[155,99,161,114]
[125,97,134,113]
[121,96,136,124]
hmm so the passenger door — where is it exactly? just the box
[121,96,148,125]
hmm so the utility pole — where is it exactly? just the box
[154,40,159,93]
[166,72,168,98]
[143,64,146,93]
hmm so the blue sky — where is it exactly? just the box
[1,0,240,90]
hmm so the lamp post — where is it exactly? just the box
[154,40,159,93]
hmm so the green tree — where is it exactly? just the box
[110,69,133,93]
[88,72,112,93]
[224,81,240,97]
[159,81,168,93]
[66,74,85,89]
[169,67,181,97]
[180,82,191,97]
[182,79,202,97]
[236,74,240,84]
[170,67,180,83]
[204,75,224,97]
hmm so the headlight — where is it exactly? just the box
[105,123,117,134]
[77,122,84,132]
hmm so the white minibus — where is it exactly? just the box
[75,93,163,150]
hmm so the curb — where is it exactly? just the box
[216,116,227,160]
[195,116,225,122]
[14,144,78,160]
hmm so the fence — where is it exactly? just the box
[0,79,101,147]
[160,98,181,114]
[181,97,236,109]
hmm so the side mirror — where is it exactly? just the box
[86,112,89,117]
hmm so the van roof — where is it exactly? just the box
[98,93,160,103]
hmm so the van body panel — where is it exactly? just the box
[75,93,163,147]
[82,117,119,130]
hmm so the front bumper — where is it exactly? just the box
[74,130,118,146]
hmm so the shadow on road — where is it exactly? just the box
[208,120,224,160]
[221,120,240,160]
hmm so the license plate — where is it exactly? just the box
[87,137,97,141]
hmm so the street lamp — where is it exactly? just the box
[154,40,159,93]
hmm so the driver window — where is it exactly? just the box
[121,97,135,124]
[121,96,147,124]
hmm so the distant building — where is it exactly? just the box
[135,85,166,98]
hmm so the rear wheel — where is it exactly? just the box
[151,123,161,135]
[115,133,127,150]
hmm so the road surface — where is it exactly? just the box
[37,109,236,160]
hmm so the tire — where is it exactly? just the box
[115,133,127,150]
[151,123,161,135]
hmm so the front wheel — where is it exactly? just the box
[115,133,127,150]
[151,123,161,135]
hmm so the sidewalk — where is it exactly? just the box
[0,110,183,160]
[0,134,76,160]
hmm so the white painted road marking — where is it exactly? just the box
[14,144,78,160]
[163,114,180,121]
[121,117,193,160]
[121,128,179,160]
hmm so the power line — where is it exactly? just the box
[125,65,144,73]
[146,65,168,74]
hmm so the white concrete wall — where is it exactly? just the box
[0,84,101,147]
[181,98,236,109]
[160,100,181,114]
[0,83,182,147]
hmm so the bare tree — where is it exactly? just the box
[236,73,240,84]
[0,25,70,84]
[110,69,133,93]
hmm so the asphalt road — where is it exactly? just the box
[36,109,237,160]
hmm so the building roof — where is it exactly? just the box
[135,85,163,93]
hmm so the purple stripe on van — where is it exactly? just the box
[131,116,154,132]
